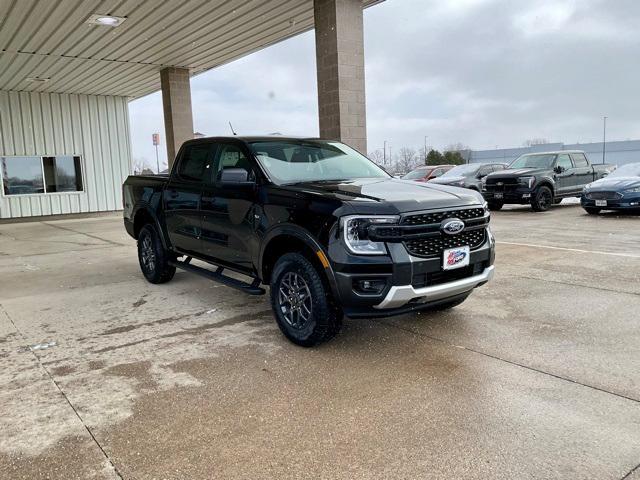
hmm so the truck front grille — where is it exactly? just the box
[402,208,485,225]
[404,229,486,258]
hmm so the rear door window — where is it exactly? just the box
[570,153,589,167]
[177,143,215,181]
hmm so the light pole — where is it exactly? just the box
[424,136,428,164]
[383,140,387,165]
[602,116,607,164]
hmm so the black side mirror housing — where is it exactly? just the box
[554,165,565,174]
[219,168,255,186]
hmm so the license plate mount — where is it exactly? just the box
[494,192,503,199]
[443,246,471,270]
[595,199,607,207]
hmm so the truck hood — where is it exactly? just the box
[587,176,640,191]
[283,178,484,214]
[486,168,547,178]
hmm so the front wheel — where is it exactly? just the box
[137,224,176,284]
[531,186,553,212]
[270,253,342,347]
[584,207,601,215]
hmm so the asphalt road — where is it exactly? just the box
[1,203,639,479]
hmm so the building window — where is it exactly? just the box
[1,155,83,196]
[43,156,83,192]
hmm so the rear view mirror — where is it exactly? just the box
[219,168,254,185]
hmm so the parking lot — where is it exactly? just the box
[1,203,639,479]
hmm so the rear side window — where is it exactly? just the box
[571,153,589,167]
[178,143,214,181]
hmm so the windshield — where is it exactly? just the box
[608,163,640,178]
[402,168,430,180]
[440,164,479,177]
[510,154,557,169]
[249,140,389,185]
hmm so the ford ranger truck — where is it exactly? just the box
[123,137,495,347]
[482,150,613,211]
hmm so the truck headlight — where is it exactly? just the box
[341,215,399,255]
[517,176,535,188]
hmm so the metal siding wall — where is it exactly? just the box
[0,90,132,219]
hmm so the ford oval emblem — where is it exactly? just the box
[441,218,465,235]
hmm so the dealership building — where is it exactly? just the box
[0,0,379,219]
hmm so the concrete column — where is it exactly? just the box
[314,0,367,153]
[160,67,194,168]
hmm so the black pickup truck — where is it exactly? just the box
[482,150,613,211]
[123,137,495,346]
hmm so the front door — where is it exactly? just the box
[164,142,215,255]
[553,154,575,196]
[200,142,257,272]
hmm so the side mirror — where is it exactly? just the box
[218,168,254,186]
[554,165,565,174]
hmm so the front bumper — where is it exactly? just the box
[581,194,640,210]
[327,223,495,318]
[483,187,533,204]
[376,265,494,309]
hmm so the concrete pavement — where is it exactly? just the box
[1,203,639,479]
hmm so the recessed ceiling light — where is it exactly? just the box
[87,14,126,27]
[26,77,50,83]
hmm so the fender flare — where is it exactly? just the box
[132,203,171,250]
[259,224,340,299]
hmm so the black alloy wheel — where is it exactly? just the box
[531,186,553,212]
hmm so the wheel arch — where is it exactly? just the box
[132,205,170,249]
[260,226,340,299]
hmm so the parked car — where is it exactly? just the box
[123,137,495,347]
[402,165,454,182]
[429,163,508,191]
[482,150,613,211]
[581,162,640,214]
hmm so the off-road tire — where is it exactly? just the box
[488,201,504,211]
[270,253,342,347]
[584,207,601,215]
[137,224,176,284]
[531,186,553,212]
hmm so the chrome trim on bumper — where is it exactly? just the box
[374,265,495,310]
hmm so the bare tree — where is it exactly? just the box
[132,157,148,175]
[523,138,549,147]
[368,149,385,165]
[395,147,418,173]
[444,142,470,152]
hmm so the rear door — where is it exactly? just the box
[554,154,575,195]
[164,142,215,255]
[200,141,258,271]
[570,152,593,188]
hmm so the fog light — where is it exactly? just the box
[353,278,386,294]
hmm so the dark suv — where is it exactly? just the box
[123,137,495,346]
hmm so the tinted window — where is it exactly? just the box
[556,154,573,170]
[178,144,213,181]
[431,168,445,177]
[43,156,83,192]
[214,143,252,181]
[1,156,45,195]
[402,168,429,180]
[570,153,589,167]
[492,164,506,172]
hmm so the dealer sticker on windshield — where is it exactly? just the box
[443,246,471,270]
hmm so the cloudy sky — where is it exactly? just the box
[128,0,640,171]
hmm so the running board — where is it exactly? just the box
[169,259,265,295]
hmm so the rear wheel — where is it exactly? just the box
[584,207,601,215]
[488,201,504,211]
[137,224,176,284]
[531,186,553,212]
[270,253,342,347]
